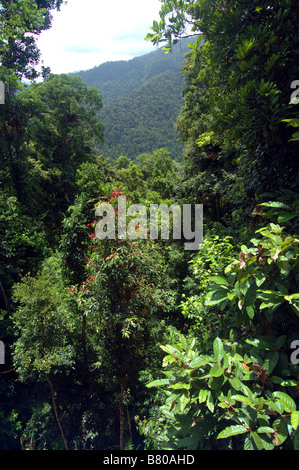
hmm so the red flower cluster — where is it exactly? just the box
[110,188,122,201]
[87,220,97,228]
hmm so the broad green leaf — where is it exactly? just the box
[165,392,180,406]
[169,382,190,390]
[267,399,284,415]
[270,375,284,384]
[147,378,170,388]
[273,391,296,412]
[189,356,208,368]
[244,435,255,450]
[244,283,257,308]
[278,212,297,223]
[291,411,299,430]
[176,435,198,450]
[210,375,225,390]
[160,344,182,358]
[260,298,284,309]
[251,431,274,450]
[217,424,248,439]
[222,352,230,369]
[179,393,190,413]
[268,351,279,374]
[240,382,255,400]
[255,271,266,287]
[290,131,299,141]
[280,380,299,386]
[209,275,229,286]
[229,377,243,391]
[198,388,208,403]
[257,426,275,434]
[272,417,289,446]
[162,355,176,367]
[205,288,229,306]
[189,337,196,350]
[246,305,255,319]
[275,335,287,349]
[160,407,175,420]
[206,390,214,413]
[210,364,224,377]
[218,402,229,409]
[180,334,190,352]
[231,394,253,406]
[246,337,271,350]
[259,201,291,210]
[213,337,224,363]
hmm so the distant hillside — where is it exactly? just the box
[73,38,196,161]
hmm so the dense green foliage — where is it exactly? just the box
[0,0,298,452]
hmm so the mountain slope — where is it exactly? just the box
[74,38,192,105]
[97,69,186,160]
[73,39,195,161]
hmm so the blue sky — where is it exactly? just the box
[36,0,162,74]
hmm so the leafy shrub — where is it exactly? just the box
[180,235,237,342]
[138,202,299,450]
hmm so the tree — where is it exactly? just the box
[12,256,79,450]
[0,194,46,311]
[135,148,181,199]
[60,157,114,285]
[0,0,65,87]
[17,74,105,243]
[0,0,66,205]
[115,161,145,199]
[67,188,179,449]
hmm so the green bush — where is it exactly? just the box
[138,203,299,450]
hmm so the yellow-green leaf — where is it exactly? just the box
[291,411,299,430]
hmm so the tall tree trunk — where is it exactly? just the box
[126,399,132,444]
[119,380,124,450]
[45,372,69,450]
[82,312,87,364]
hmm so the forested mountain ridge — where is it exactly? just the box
[72,38,193,105]
[72,39,194,160]
[97,69,185,160]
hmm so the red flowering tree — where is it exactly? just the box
[68,189,178,449]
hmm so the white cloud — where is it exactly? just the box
[36,0,162,74]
